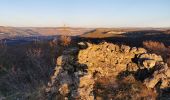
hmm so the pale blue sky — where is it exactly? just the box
[0,0,170,27]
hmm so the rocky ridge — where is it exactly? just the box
[46,42,169,100]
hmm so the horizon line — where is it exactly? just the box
[0,25,170,29]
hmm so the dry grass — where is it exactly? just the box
[94,75,157,100]
[0,40,66,99]
[143,41,167,53]
[0,38,75,99]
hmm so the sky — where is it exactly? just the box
[0,0,170,28]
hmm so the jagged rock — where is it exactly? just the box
[136,48,147,54]
[165,69,170,77]
[77,74,95,100]
[127,62,138,71]
[46,42,169,99]
[143,59,156,69]
[121,45,130,53]
[137,53,165,70]
[139,53,163,62]
[144,64,169,89]
[160,79,169,89]
[130,47,137,53]
[144,73,162,88]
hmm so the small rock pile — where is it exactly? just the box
[46,42,169,100]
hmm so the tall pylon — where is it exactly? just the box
[63,24,70,35]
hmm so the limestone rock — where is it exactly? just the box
[46,42,169,99]
[143,59,156,69]
[78,74,95,100]
[56,56,63,66]
[144,74,161,88]
[78,42,88,49]
[127,63,138,71]
[165,68,170,77]
[160,79,169,89]
[130,47,137,53]
[144,65,169,89]
[139,53,163,62]
[121,45,130,53]
[136,48,147,54]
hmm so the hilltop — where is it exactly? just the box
[0,26,170,99]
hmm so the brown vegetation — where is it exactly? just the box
[59,35,71,46]
[94,76,157,100]
[143,41,167,54]
[0,40,68,99]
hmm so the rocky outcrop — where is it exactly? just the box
[46,42,169,99]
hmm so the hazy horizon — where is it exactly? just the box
[0,0,170,28]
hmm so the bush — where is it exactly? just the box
[0,41,61,99]
[143,41,166,52]
[59,36,71,46]
[143,41,167,57]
